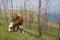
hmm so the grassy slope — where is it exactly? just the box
[0,19,59,40]
[0,10,59,40]
[24,19,59,40]
[0,19,38,40]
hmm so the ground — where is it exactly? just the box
[0,19,59,40]
[0,19,39,40]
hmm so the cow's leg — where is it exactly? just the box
[8,26,12,32]
[19,26,24,33]
[12,26,15,31]
[17,26,20,32]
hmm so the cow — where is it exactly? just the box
[8,12,24,33]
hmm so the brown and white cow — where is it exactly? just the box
[8,12,24,33]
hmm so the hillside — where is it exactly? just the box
[0,10,59,40]
[0,10,59,29]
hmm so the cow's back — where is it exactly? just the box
[11,13,23,26]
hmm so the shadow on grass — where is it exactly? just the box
[24,30,39,39]
[0,23,3,26]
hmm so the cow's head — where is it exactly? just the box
[11,12,23,22]
[11,12,18,21]
[11,12,18,20]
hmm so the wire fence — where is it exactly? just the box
[0,0,60,40]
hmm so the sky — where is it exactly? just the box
[0,0,60,14]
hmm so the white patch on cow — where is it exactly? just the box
[21,26,24,34]
[19,26,23,28]
[8,23,13,32]
[19,26,24,34]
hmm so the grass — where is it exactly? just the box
[24,19,59,40]
[0,19,59,40]
[0,19,38,40]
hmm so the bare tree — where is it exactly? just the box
[24,0,30,27]
[56,19,60,40]
[5,0,8,21]
[43,0,51,35]
[0,7,2,19]
[11,0,13,15]
[3,0,7,20]
[24,0,26,19]
[45,0,51,35]
[38,0,42,38]
[58,21,60,40]
[29,3,32,29]
[31,6,34,23]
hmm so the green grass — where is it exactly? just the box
[0,19,59,40]
[0,19,38,40]
[23,19,59,40]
